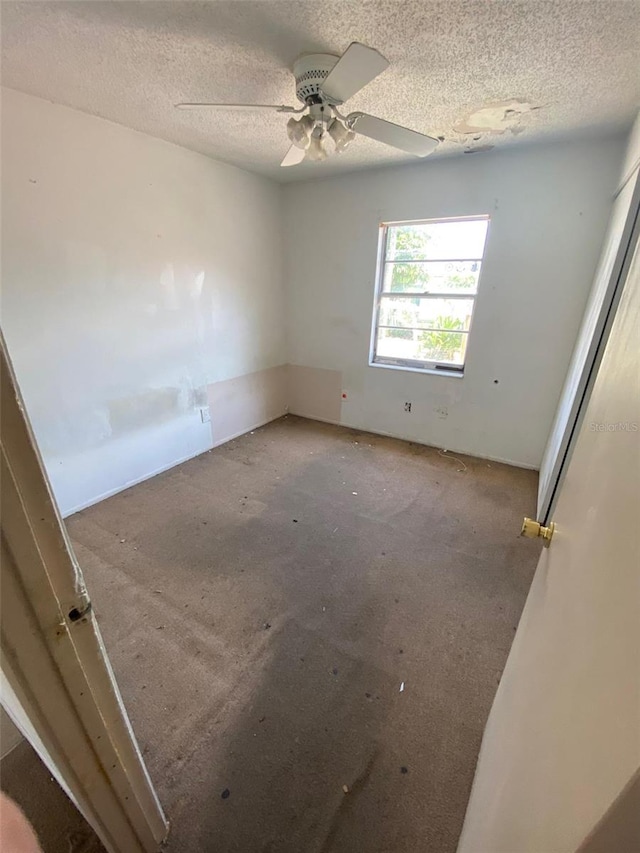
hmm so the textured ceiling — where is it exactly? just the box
[2,1,639,182]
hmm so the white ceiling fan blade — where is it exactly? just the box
[175,103,299,112]
[348,113,439,157]
[281,145,307,168]
[320,43,389,104]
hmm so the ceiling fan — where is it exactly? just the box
[176,42,439,167]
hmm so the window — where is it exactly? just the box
[370,216,489,374]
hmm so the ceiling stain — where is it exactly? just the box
[1,0,637,182]
[454,100,540,136]
[464,144,495,154]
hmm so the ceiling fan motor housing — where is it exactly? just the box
[293,53,340,104]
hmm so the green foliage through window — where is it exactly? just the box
[419,316,465,362]
[387,227,431,292]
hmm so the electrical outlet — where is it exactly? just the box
[200,406,211,424]
[404,402,412,413]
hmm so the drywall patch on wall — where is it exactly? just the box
[109,387,183,433]
[283,134,626,468]
[288,365,343,423]
[106,385,209,435]
[208,365,288,447]
[454,100,539,135]
[1,89,285,516]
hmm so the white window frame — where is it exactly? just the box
[370,215,490,376]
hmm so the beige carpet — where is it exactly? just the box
[52,416,537,852]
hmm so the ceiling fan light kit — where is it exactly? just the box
[287,114,314,149]
[306,134,328,162]
[286,105,356,162]
[328,119,356,153]
[176,42,439,169]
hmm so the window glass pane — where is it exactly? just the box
[378,296,474,331]
[416,331,468,365]
[383,260,430,293]
[376,328,467,366]
[382,260,481,294]
[376,328,423,363]
[385,219,488,261]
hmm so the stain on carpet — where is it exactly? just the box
[60,415,540,852]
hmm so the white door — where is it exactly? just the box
[537,118,640,523]
[457,226,640,851]
[1,336,168,853]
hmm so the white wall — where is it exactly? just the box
[1,88,627,519]
[1,89,285,515]
[283,135,625,468]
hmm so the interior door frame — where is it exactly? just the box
[0,334,168,852]
[538,162,640,524]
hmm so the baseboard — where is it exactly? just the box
[287,410,539,471]
[63,410,287,518]
[64,405,535,518]
[0,736,24,761]
[62,444,213,517]
[0,707,24,761]
[209,409,288,450]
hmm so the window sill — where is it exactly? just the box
[368,360,465,378]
